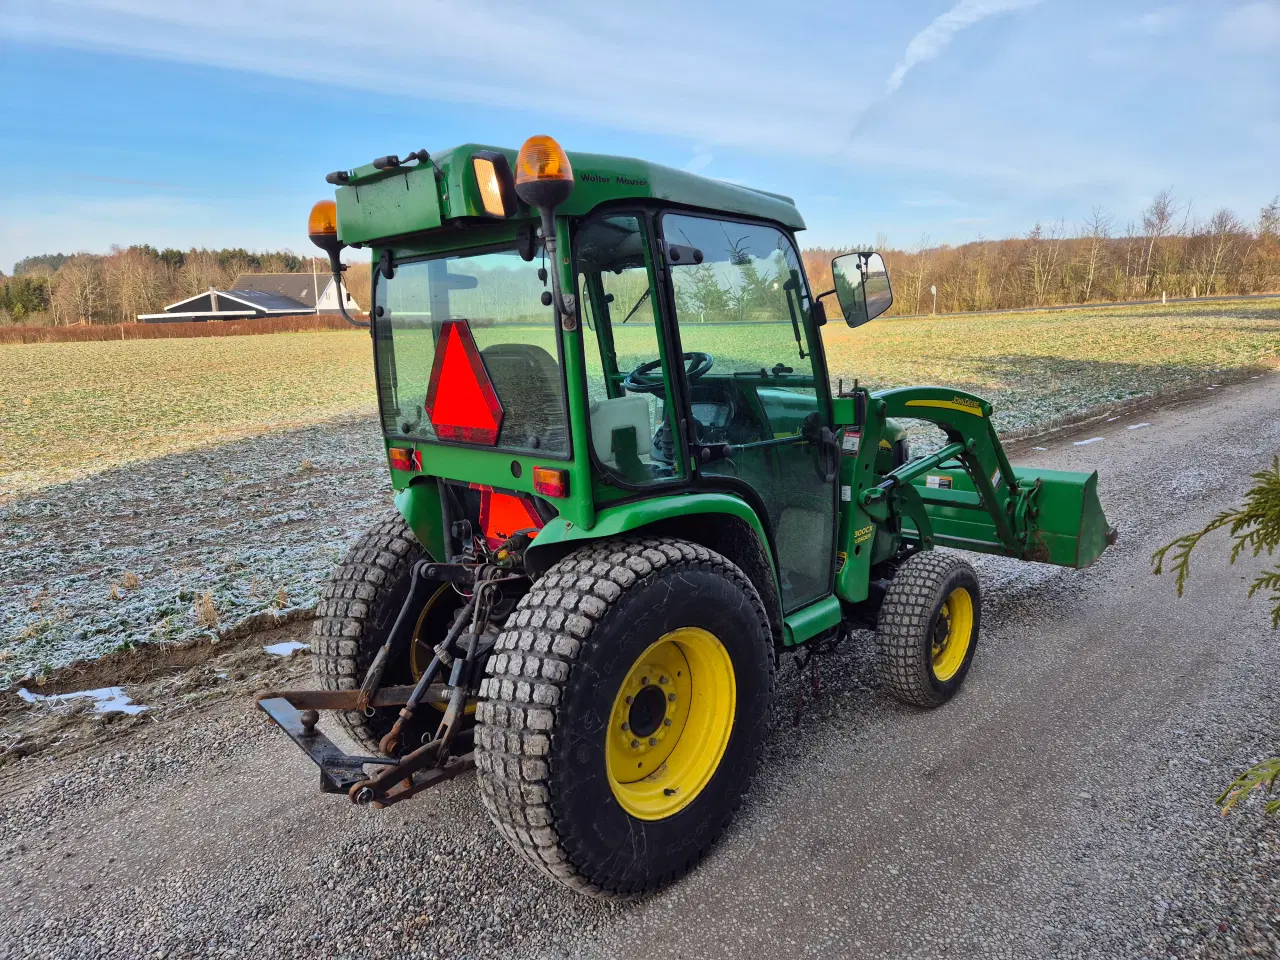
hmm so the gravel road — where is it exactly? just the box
[3,378,1278,959]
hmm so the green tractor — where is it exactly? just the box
[260,135,1114,897]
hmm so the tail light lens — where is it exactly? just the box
[532,466,569,498]
[388,447,421,472]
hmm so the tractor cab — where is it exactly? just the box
[337,140,863,616]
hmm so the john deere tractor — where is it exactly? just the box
[260,135,1114,897]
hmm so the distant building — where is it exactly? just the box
[232,273,360,314]
[137,271,360,323]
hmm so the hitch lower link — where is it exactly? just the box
[257,561,509,809]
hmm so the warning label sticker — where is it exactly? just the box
[842,431,860,454]
[926,475,953,490]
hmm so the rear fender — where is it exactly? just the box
[526,492,784,642]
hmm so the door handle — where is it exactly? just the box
[818,426,839,483]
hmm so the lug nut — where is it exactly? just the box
[667,693,676,702]
[663,718,672,726]
[625,696,633,705]
[641,676,648,685]
[631,739,639,748]
[659,676,667,684]
[649,737,657,746]
[621,723,629,732]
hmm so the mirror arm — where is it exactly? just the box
[816,289,837,302]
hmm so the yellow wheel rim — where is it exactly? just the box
[931,586,974,682]
[605,627,736,821]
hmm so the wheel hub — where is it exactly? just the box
[627,684,667,738]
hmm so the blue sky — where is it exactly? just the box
[1,0,1277,273]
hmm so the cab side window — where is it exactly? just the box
[576,215,682,485]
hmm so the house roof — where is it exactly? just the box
[160,288,310,314]
[233,273,330,308]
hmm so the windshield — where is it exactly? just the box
[374,247,568,455]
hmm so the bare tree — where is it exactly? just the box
[1142,189,1177,294]
[1203,208,1244,295]
[50,255,103,324]
[902,234,932,314]
[1077,207,1112,302]
[1025,221,1066,306]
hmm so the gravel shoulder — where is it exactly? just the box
[3,378,1279,959]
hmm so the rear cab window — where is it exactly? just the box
[373,247,569,456]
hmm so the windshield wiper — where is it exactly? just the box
[620,289,651,324]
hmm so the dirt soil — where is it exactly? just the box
[2,377,1279,959]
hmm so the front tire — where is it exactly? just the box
[474,538,774,898]
[875,551,981,708]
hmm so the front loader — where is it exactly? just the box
[259,135,1115,897]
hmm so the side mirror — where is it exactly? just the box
[831,251,893,328]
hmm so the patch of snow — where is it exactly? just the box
[264,640,309,657]
[1073,437,1104,446]
[17,685,148,715]
[1032,446,1048,451]
[1127,423,1151,430]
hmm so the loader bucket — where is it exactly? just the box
[909,466,1115,568]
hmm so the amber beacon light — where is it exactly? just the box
[513,136,577,325]
[513,135,575,211]
[307,198,367,329]
[307,199,338,244]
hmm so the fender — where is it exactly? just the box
[526,491,785,638]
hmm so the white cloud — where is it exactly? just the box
[0,1,851,160]
[1124,7,1183,34]
[886,0,1041,94]
[1220,2,1280,48]
[686,150,714,174]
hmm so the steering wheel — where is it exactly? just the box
[622,352,714,395]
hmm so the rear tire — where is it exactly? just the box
[474,537,774,898]
[312,512,424,753]
[875,551,980,708]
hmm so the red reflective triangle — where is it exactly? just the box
[424,320,504,445]
[476,487,544,549]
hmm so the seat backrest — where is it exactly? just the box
[588,395,653,466]
[479,343,566,451]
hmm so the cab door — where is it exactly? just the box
[658,213,838,612]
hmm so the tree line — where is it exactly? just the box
[4,191,1277,326]
[0,245,371,326]
[804,192,1280,317]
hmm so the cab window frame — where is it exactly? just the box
[570,206,688,490]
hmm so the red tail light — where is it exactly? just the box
[532,466,569,498]
[388,447,421,472]
[424,320,504,445]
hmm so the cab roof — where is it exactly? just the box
[333,143,805,246]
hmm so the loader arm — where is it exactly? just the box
[833,387,1114,606]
